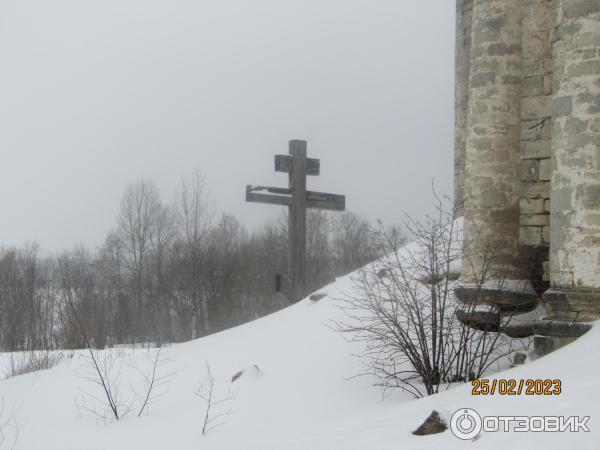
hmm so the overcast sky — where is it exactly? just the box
[0,0,455,251]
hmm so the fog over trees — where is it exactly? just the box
[0,172,382,351]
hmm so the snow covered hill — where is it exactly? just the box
[0,270,598,449]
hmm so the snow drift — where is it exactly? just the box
[0,266,598,449]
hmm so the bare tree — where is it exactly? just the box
[0,171,392,351]
[97,231,128,344]
[148,204,176,343]
[305,210,332,293]
[0,244,52,352]
[173,171,213,339]
[330,211,378,276]
[117,179,163,340]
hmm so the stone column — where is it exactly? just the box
[537,0,600,353]
[456,0,539,333]
[454,0,473,217]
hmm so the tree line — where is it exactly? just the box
[0,172,381,351]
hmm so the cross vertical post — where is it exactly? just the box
[288,140,307,301]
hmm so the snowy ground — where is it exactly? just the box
[0,270,598,449]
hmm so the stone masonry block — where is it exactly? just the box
[522,76,543,97]
[539,158,551,180]
[520,198,545,214]
[553,96,573,117]
[521,214,550,226]
[543,74,552,95]
[521,118,551,141]
[522,181,550,199]
[521,159,540,181]
[522,33,551,60]
[562,0,600,20]
[568,60,600,78]
[520,226,543,246]
[522,95,552,120]
[543,226,550,243]
[523,140,551,159]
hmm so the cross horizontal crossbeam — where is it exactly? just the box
[274,155,320,176]
[246,185,345,211]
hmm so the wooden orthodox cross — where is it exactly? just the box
[246,140,345,302]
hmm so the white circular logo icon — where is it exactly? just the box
[450,408,482,440]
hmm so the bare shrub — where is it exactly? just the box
[75,348,131,422]
[1,351,64,379]
[336,200,529,398]
[134,348,176,417]
[0,398,19,450]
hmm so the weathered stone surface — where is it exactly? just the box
[542,74,552,95]
[521,181,550,199]
[513,352,527,365]
[522,140,551,159]
[413,411,447,436]
[520,198,545,214]
[533,319,592,337]
[456,308,500,332]
[567,60,600,78]
[461,0,528,287]
[564,117,588,134]
[522,76,543,97]
[504,323,535,338]
[542,288,600,321]
[522,95,552,119]
[490,206,520,223]
[520,214,550,226]
[562,0,600,19]
[520,159,540,181]
[543,226,550,244]
[454,0,600,350]
[538,158,551,180]
[553,96,573,117]
[534,335,576,356]
[520,226,543,246]
[550,0,600,291]
[521,118,551,141]
[454,0,473,216]
[455,285,540,313]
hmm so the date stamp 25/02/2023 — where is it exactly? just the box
[471,379,562,396]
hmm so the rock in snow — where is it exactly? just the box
[412,410,447,436]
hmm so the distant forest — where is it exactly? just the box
[0,172,384,351]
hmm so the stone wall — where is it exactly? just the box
[518,0,553,264]
[462,0,529,283]
[549,0,600,292]
[454,0,472,216]
[454,0,600,354]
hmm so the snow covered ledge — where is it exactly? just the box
[454,279,541,337]
[534,287,599,355]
